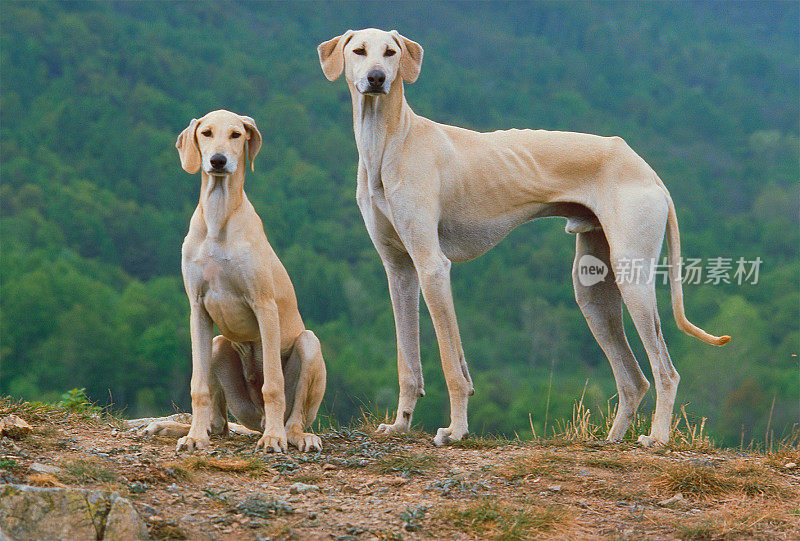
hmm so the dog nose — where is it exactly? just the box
[367,69,386,86]
[210,154,227,169]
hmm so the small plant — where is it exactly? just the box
[0,458,21,471]
[377,452,437,477]
[291,473,321,484]
[448,500,567,540]
[450,435,509,449]
[62,459,117,483]
[57,388,99,413]
[271,457,300,473]
[399,505,427,532]
[235,496,294,518]
[201,488,232,504]
[427,476,490,497]
[126,481,148,494]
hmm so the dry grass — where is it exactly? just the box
[445,499,570,540]
[584,479,652,502]
[666,405,717,453]
[550,397,719,453]
[655,458,795,500]
[25,473,66,487]
[655,463,736,498]
[584,456,636,471]
[674,500,795,539]
[376,452,438,476]
[449,435,510,449]
[60,459,118,484]
[500,452,576,481]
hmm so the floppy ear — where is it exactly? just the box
[239,115,262,172]
[317,30,354,81]
[176,118,201,174]
[390,30,424,83]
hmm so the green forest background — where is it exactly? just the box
[1,1,797,446]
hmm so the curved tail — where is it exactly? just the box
[658,178,731,346]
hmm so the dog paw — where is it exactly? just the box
[433,426,468,447]
[256,430,288,453]
[176,434,209,452]
[376,422,411,435]
[637,434,666,448]
[289,432,322,452]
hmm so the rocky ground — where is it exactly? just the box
[1,400,799,540]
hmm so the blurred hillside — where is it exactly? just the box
[1,1,797,445]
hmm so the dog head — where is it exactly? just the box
[318,28,423,95]
[176,110,262,175]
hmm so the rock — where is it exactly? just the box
[658,493,684,506]
[686,458,715,468]
[322,463,337,471]
[0,484,149,540]
[546,484,562,492]
[342,484,359,494]
[103,497,149,541]
[0,415,32,439]
[138,504,158,517]
[29,462,62,475]
[289,482,320,494]
[784,462,797,469]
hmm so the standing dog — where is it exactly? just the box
[132,110,326,453]
[318,29,729,447]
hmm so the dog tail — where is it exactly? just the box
[658,178,731,346]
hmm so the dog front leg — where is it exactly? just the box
[377,253,425,435]
[177,303,214,452]
[253,301,288,453]
[414,252,473,446]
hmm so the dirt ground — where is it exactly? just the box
[1,403,799,540]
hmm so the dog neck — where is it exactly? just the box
[350,80,414,194]
[198,163,246,240]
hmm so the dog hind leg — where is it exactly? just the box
[572,230,650,441]
[211,336,265,432]
[604,189,678,446]
[282,330,326,452]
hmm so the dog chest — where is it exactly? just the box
[186,241,262,341]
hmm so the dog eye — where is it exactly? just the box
[384,49,396,57]
[230,132,241,139]
[201,130,212,137]
[353,47,366,56]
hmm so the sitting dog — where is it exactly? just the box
[129,110,326,453]
[317,29,729,447]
